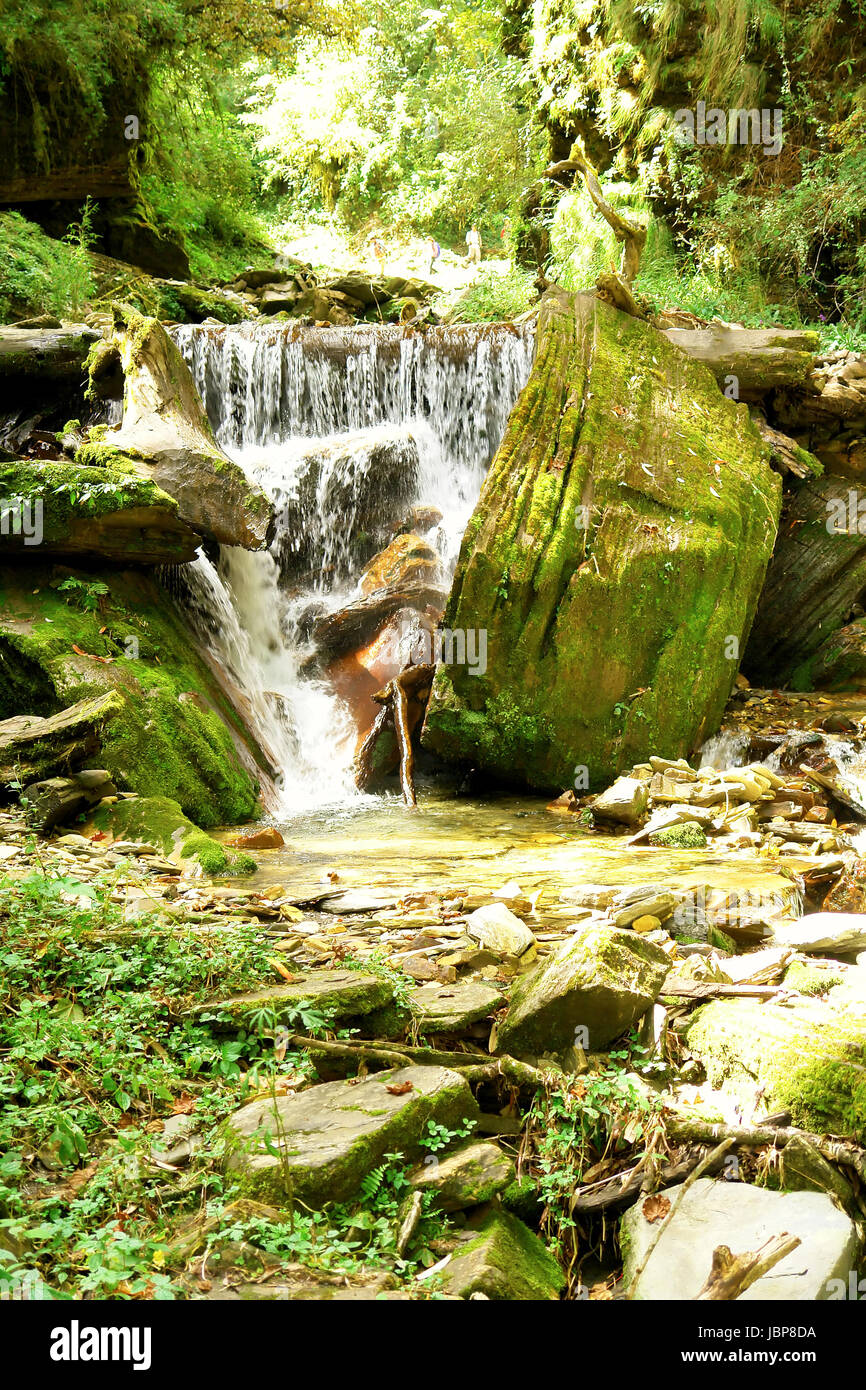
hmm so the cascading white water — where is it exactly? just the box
[172,321,535,812]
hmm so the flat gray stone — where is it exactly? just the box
[409,980,505,1033]
[772,912,866,955]
[224,1065,478,1207]
[622,1177,859,1300]
[592,776,649,825]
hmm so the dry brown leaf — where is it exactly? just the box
[386,1081,414,1095]
[642,1193,671,1223]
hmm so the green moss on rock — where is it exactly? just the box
[648,821,708,849]
[0,565,262,826]
[686,997,866,1141]
[422,289,780,790]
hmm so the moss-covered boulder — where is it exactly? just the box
[409,1141,515,1212]
[223,1065,479,1208]
[79,309,272,550]
[0,565,262,826]
[496,923,670,1055]
[421,289,780,790]
[188,969,396,1027]
[0,460,199,564]
[438,1211,564,1300]
[86,794,249,875]
[685,997,866,1141]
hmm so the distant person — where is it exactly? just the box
[369,236,387,278]
[500,217,513,252]
[426,237,441,277]
[466,226,482,267]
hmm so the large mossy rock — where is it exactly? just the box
[421,290,780,791]
[78,310,272,550]
[85,794,242,875]
[685,997,866,1141]
[223,1066,479,1208]
[0,565,263,826]
[189,969,396,1028]
[0,461,199,564]
[744,476,866,687]
[622,1177,857,1301]
[438,1210,564,1300]
[496,923,670,1055]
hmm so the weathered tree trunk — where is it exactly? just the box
[743,476,866,687]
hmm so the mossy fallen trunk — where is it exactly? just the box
[0,460,199,564]
[421,289,781,790]
[0,565,264,826]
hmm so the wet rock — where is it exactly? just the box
[465,902,537,958]
[223,1065,478,1207]
[822,860,866,913]
[591,776,649,824]
[436,1211,564,1300]
[495,924,670,1055]
[744,477,866,687]
[622,1178,857,1300]
[226,827,285,850]
[771,912,866,955]
[359,533,439,595]
[409,1141,515,1211]
[188,969,394,1027]
[408,980,506,1033]
[685,997,866,1138]
[422,289,780,790]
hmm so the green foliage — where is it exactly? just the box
[438,263,536,322]
[526,1041,661,1286]
[0,871,459,1296]
[244,0,546,242]
[0,211,96,322]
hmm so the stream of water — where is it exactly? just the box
[171,321,534,812]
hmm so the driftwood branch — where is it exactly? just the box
[286,1033,551,1087]
[664,1114,866,1183]
[697,1233,801,1300]
[545,141,647,286]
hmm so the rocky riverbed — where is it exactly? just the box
[6,687,866,1300]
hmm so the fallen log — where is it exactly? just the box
[285,1033,552,1088]
[664,1114,866,1183]
[0,691,123,786]
[659,324,818,394]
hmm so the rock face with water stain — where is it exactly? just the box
[421,289,780,791]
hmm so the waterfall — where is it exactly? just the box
[171,321,535,814]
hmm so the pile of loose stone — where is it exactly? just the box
[558,753,853,857]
